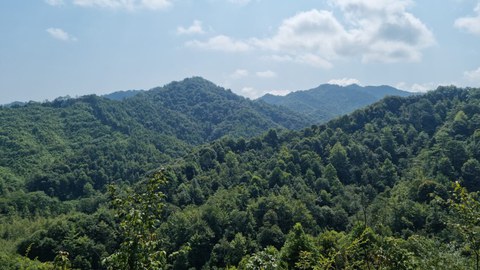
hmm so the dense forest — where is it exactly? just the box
[2,81,480,269]
[0,77,308,201]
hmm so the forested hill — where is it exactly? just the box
[121,77,310,143]
[0,77,308,200]
[259,83,412,123]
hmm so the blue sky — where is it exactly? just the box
[1,0,480,104]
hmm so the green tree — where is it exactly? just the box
[103,170,167,270]
[265,129,279,147]
[453,110,469,135]
[449,182,480,270]
[381,127,396,158]
[462,159,480,192]
[239,246,283,270]
[380,158,398,187]
[328,142,350,183]
[280,223,315,269]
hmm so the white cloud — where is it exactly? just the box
[269,53,333,69]
[332,0,413,19]
[186,35,252,52]
[45,0,64,6]
[395,82,439,92]
[328,78,360,86]
[233,86,292,99]
[410,83,437,92]
[266,89,291,96]
[177,20,205,35]
[46,28,77,42]
[230,69,249,79]
[186,1,434,68]
[455,3,480,35]
[252,10,346,57]
[235,86,276,99]
[256,70,277,78]
[239,87,257,98]
[331,0,435,62]
[73,0,171,10]
[238,86,295,99]
[465,67,480,83]
[228,0,251,5]
[141,0,171,10]
[295,54,333,69]
[247,9,341,67]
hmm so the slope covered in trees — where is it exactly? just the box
[259,83,412,123]
[122,77,310,143]
[137,86,479,269]
[3,84,480,269]
[0,77,309,201]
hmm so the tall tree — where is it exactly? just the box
[103,170,167,270]
[328,142,351,183]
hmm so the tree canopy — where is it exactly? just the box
[2,85,480,269]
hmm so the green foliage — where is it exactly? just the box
[328,142,350,183]
[0,252,54,270]
[449,182,480,270]
[0,77,307,202]
[239,246,283,270]
[16,210,116,269]
[280,223,315,268]
[4,85,480,269]
[149,86,480,268]
[103,170,168,270]
[461,159,480,192]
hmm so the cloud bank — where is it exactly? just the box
[187,0,434,68]
[328,78,360,86]
[455,3,480,35]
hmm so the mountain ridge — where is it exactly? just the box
[102,89,143,101]
[0,77,309,200]
[259,83,413,123]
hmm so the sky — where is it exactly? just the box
[1,0,480,104]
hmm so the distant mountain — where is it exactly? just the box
[259,83,412,123]
[103,90,143,101]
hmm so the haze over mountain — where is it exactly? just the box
[259,83,413,123]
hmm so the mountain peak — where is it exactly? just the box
[165,76,218,89]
